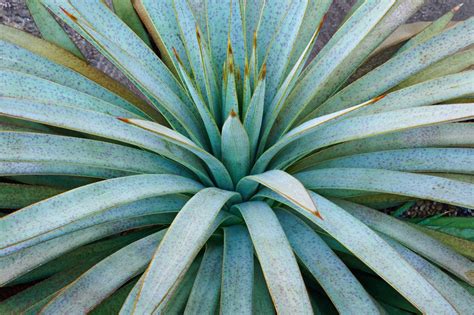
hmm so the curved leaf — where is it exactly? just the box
[0,131,189,177]
[236,202,313,314]
[220,225,254,315]
[123,118,233,190]
[26,0,83,58]
[255,190,457,314]
[0,40,147,116]
[3,196,184,255]
[275,208,380,314]
[0,97,212,184]
[270,104,474,170]
[132,188,240,313]
[0,174,203,254]
[291,123,474,172]
[237,170,321,219]
[333,199,474,285]
[382,236,474,314]
[0,215,164,285]
[318,18,474,115]
[308,148,474,174]
[184,240,223,315]
[297,168,474,209]
[41,230,167,314]
[0,25,157,119]
[0,69,145,119]
[275,209,379,314]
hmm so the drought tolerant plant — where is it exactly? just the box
[0,0,473,313]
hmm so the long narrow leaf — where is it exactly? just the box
[41,230,167,314]
[0,174,203,254]
[255,190,457,314]
[333,199,474,285]
[237,170,321,219]
[184,239,223,315]
[26,0,83,58]
[236,202,313,314]
[275,208,380,314]
[220,225,254,315]
[132,188,239,313]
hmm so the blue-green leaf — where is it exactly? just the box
[0,174,203,254]
[222,112,251,185]
[318,18,474,116]
[396,3,462,54]
[0,215,164,285]
[307,148,474,174]
[269,104,474,171]
[0,97,211,184]
[237,170,322,219]
[0,69,147,119]
[123,118,234,190]
[184,239,223,315]
[334,199,474,285]
[41,230,167,314]
[220,225,254,315]
[275,208,380,314]
[132,188,240,313]
[255,190,457,314]
[26,0,83,58]
[0,131,189,177]
[236,202,313,314]
[291,123,474,172]
[111,0,152,47]
[297,168,474,209]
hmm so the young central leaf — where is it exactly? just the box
[221,110,250,185]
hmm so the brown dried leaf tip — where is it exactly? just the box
[371,94,386,103]
[172,47,183,65]
[314,211,324,220]
[227,39,233,56]
[452,3,464,12]
[229,109,237,118]
[195,25,201,43]
[228,58,234,74]
[253,31,257,50]
[60,7,77,22]
[317,13,328,33]
[117,117,131,123]
[259,63,267,80]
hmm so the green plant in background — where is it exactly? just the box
[0,0,473,313]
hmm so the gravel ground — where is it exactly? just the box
[0,0,473,218]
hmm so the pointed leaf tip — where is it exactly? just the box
[230,109,237,118]
[227,39,233,56]
[452,3,464,12]
[259,63,267,80]
[172,47,183,65]
[60,7,77,22]
[195,24,201,43]
[117,117,131,123]
[372,94,386,103]
[318,13,328,33]
[314,210,323,220]
[252,31,257,49]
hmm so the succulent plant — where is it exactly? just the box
[1,0,473,314]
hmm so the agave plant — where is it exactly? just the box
[0,0,473,313]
